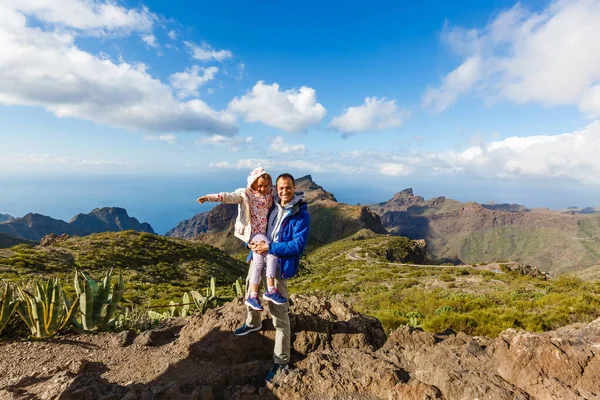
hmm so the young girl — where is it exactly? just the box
[197,167,287,311]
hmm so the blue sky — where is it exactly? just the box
[1,0,600,218]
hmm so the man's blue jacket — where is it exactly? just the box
[247,194,310,279]
[268,199,310,279]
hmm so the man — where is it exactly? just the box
[233,172,310,382]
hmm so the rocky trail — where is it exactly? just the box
[0,295,599,399]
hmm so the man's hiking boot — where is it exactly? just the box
[233,322,262,336]
[265,363,289,382]
[263,290,287,305]
[244,296,264,311]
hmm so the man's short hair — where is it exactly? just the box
[276,173,295,185]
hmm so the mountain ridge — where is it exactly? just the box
[369,188,600,272]
[0,207,154,241]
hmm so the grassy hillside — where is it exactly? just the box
[0,230,247,306]
[291,231,600,337]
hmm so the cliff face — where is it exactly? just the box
[370,189,600,272]
[0,208,153,241]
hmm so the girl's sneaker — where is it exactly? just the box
[245,296,264,311]
[263,290,287,305]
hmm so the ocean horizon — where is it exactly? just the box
[1,173,598,235]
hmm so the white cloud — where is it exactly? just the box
[422,57,482,113]
[196,135,252,145]
[184,41,233,62]
[196,135,252,152]
[228,81,327,133]
[144,134,176,144]
[329,97,410,135]
[169,66,218,98]
[0,7,238,135]
[269,136,306,154]
[424,0,600,116]
[377,163,412,176]
[4,153,138,166]
[141,34,158,48]
[4,0,156,34]
[209,159,273,170]
[208,121,600,184]
[167,30,177,40]
[208,157,363,175]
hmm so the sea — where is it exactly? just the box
[1,173,598,235]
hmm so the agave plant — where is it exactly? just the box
[232,277,245,298]
[180,292,191,317]
[73,268,125,332]
[190,277,218,314]
[0,283,20,336]
[16,278,79,339]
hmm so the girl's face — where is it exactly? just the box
[253,176,271,196]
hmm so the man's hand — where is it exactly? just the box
[197,196,208,204]
[249,241,268,255]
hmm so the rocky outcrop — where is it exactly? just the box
[0,208,153,241]
[38,233,71,247]
[295,175,337,204]
[2,295,600,399]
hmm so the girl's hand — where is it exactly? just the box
[197,196,208,204]
[250,241,268,255]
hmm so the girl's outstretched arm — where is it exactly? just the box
[197,191,244,205]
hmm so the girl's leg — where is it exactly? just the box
[250,251,266,290]
[266,254,278,292]
[245,255,266,311]
[248,233,267,295]
[263,254,287,304]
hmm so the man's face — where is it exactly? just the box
[277,177,295,205]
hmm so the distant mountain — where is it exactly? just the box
[370,188,600,273]
[69,207,154,235]
[0,214,14,223]
[0,232,36,248]
[166,175,388,252]
[0,207,154,241]
[560,206,600,215]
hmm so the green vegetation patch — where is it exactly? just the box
[0,231,247,307]
[292,235,600,337]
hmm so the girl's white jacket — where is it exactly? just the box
[210,187,274,243]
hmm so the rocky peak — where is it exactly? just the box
[70,207,154,234]
[295,175,337,204]
[369,188,425,214]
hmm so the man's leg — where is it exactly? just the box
[269,269,290,365]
